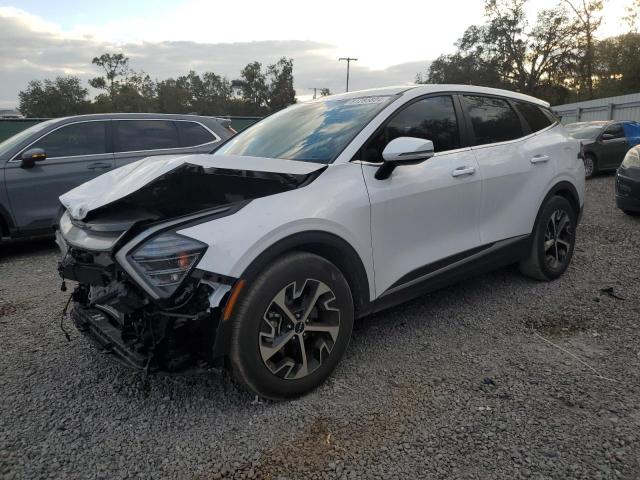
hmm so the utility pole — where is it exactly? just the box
[339,57,358,92]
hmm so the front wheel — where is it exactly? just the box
[519,196,577,281]
[228,252,354,400]
[583,154,597,179]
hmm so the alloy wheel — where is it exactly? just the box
[259,279,340,380]
[583,157,594,178]
[543,209,573,270]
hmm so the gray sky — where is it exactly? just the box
[0,1,632,109]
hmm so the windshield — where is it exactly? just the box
[214,96,395,163]
[0,119,56,158]
[566,123,605,140]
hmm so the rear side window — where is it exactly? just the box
[514,101,553,132]
[30,121,107,158]
[462,95,523,145]
[116,120,179,152]
[362,95,461,161]
[178,121,216,147]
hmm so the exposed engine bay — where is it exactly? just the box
[57,155,325,373]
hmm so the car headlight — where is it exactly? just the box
[622,148,640,168]
[128,232,207,296]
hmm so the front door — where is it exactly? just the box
[600,123,629,169]
[358,95,482,297]
[4,120,114,232]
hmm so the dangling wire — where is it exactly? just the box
[60,294,72,342]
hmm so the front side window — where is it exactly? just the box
[28,121,107,158]
[116,120,179,152]
[514,101,553,133]
[362,95,461,162]
[214,95,395,164]
[566,123,606,140]
[603,124,624,139]
[463,95,523,146]
[179,122,216,147]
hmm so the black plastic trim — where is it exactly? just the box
[369,234,532,316]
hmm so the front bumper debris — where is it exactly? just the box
[72,305,148,370]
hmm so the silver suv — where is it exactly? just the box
[0,113,234,240]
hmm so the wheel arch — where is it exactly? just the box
[535,181,581,231]
[239,231,372,318]
[0,204,15,238]
[547,181,581,217]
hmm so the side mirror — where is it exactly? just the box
[375,137,434,180]
[20,148,46,169]
[601,133,615,141]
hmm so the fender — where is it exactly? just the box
[239,230,371,317]
[537,180,582,227]
[210,230,372,360]
[0,203,16,237]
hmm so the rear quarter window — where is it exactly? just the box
[514,101,554,133]
[178,121,216,147]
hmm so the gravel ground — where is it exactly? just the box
[1,174,639,480]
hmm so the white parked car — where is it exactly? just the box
[57,85,585,399]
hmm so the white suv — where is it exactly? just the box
[57,85,585,399]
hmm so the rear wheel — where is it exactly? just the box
[583,154,597,179]
[519,196,577,281]
[228,252,354,400]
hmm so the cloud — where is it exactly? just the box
[0,8,430,109]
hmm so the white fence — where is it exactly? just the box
[552,92,640,124]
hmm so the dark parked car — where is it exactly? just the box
[615,145,640,216]
[565,120,640,178]
[0,113,234,240]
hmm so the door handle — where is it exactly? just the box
[87,162,111,170]
[530,155,550,164]
[451,166,476,177]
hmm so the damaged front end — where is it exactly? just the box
[57,206,238,373]
[56,154,324,373]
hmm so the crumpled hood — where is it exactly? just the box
[60,154,325,220]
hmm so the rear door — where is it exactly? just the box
[113,119,220,167]
[600,123,629,169]
[359,94,483,296]
[461,95,555,244]
[4,120,114,232]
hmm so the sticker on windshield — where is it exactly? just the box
[344,96,389,105]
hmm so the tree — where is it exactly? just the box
[419,0,577,104]
[18,76,90,117]
[562,0,605,99]
[266,57,296,111]
[156,78,191,113]
[623,0,640,31]
[320,88,331,97]
[238,61,268,110]
[593,33,640,97]
[89,53,130,101]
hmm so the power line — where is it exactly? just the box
[339,57,358,92]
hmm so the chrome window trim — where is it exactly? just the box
[9,119,109,163]
[353,147,474,166]
[468,121,558,151]
[9,118,221,163]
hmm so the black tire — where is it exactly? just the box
[583,154,597,179]
[622,209,640,217]
[228,251,354,400]
[519,195,577,281]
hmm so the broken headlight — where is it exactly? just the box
[128,232,207,296]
